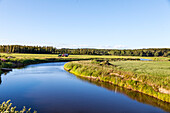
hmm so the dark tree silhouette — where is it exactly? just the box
[0,45,169,57]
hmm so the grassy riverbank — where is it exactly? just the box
[0,57,91,75]
[0,53,140,75]
[0,53,169,61]
[0,53,169,79]
[64,60,170,103]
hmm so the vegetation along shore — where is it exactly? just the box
[0,100,37,113]
[64,60,170,103]
[0,53,142,75]
[1,53,170,103]
[77,76,170,112]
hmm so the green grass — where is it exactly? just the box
[0,53,169,61]
[69,55,170,61]
[0,53,95,72]
[110,61,170,91]
[111,61,170,77]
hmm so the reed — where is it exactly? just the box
[0,100,36,113]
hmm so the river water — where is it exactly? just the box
[0,62,169,113]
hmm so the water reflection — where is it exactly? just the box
[76,76,170,112]
[0,71,11,85]
[140,58,152,61]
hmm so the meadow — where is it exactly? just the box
[111,61,170,77]
[110,61,170,91]
[0,53,169,61]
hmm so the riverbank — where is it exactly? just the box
[1,53,169,75]
[0,58,91,75]
[0,53,143,75]
[1,53,169,61]
[77,76,170,112]
[64,60,170,103]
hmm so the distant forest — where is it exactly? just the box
[0,45,170,57]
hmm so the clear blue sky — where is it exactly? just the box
[0,0,170,49]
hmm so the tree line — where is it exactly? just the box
[0,45,170,57]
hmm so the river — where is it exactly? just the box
[0,62,169,113]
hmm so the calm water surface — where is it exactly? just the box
[0,62,169,113]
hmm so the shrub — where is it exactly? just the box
[1,62,14,68]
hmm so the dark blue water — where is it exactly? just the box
[0,62,169,113]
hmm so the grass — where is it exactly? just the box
[0,53,169,61]
[0,100,36,113]
[0,53,94,75]
[0,53,142,75]
[111,61,170,77]
[64,60,170,102]
[69,55,170,61]
[110,61,170,90]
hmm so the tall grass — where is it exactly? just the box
[0,100,36,113]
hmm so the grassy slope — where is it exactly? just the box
[64,60,170,103]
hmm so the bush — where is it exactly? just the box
[1,62,14,68]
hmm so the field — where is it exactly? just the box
[111,61,170,77]
[0,53,169,61]
[110,61,170,92]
